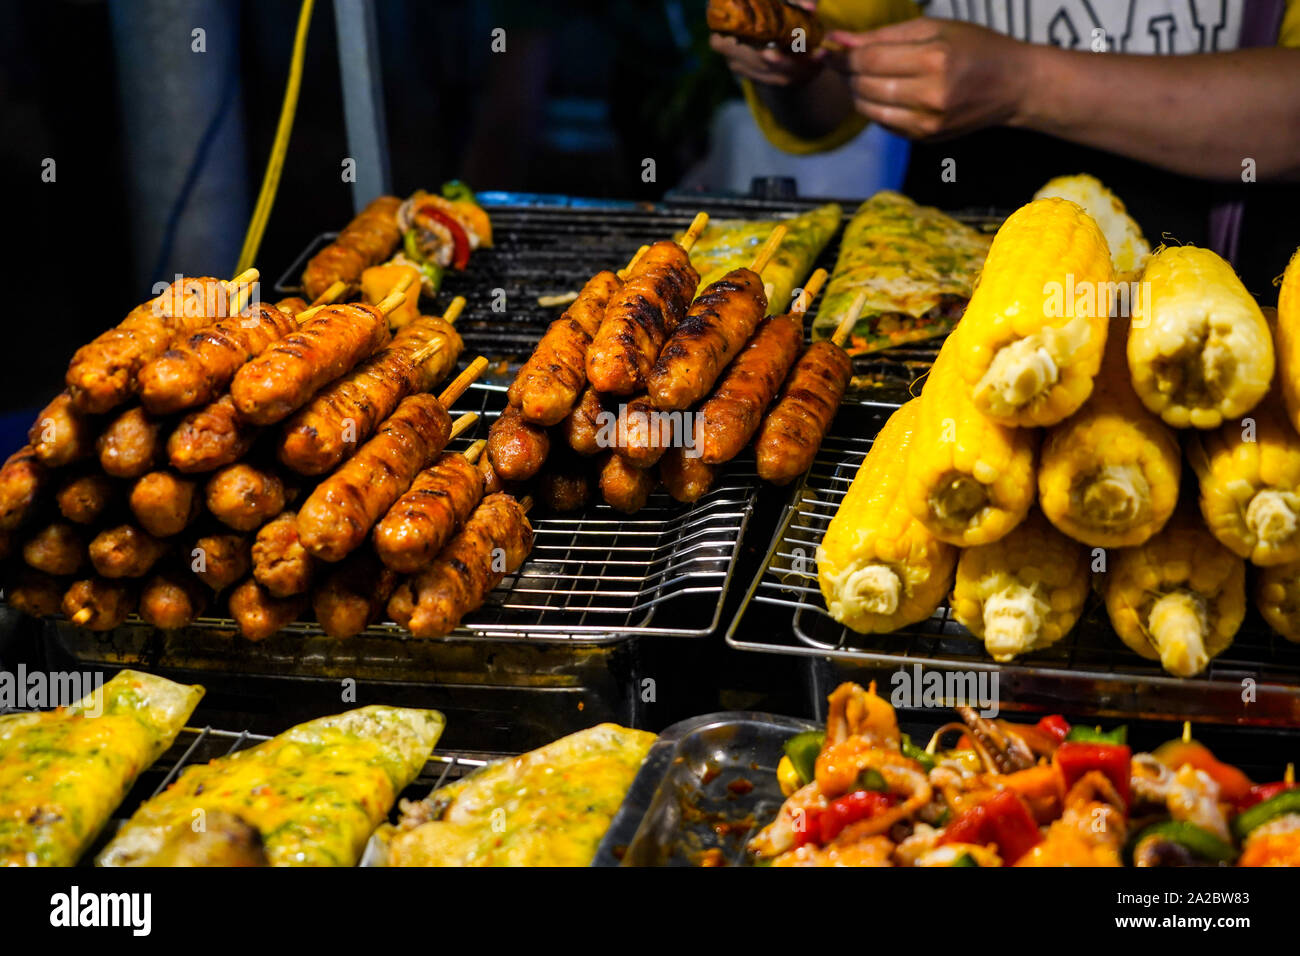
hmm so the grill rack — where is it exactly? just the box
[726,402,1300,726]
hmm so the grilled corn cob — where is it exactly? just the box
[904,329,1038,546]
[1037,315,1180,547]
[1276,248,1300,433]
[1129,246,1273,429]
[818,399,957,634]
[952,509,1090,662]
[1101,505,1245,677]
[1255,560,1300,642]
[958,198,1113,426]
[1032,174,1150,275]
[1186,382,1300,566]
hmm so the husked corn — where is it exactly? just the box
[1276,247,1300,434]
[905,329,1038,546]
[1038,314,1180,547]
[818,399,957,634]
[1129,245,1273,429]
[952,509,1091,662]
[1255,560,1300,642]
[1101,505,1245,677]
[958,198,1113,426]
[1032,174,1150,275]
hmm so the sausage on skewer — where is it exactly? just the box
[387,493,533,638]
[538,452,594,513]
[29,392,98,467]
[98,407,166,478]
[706,0,825,48]
[167,395,259,474]
[562,385,606,457]
[191,532,251,591]
[89,524,169,578]
[0,446,49,531]
[204,463,290,532]
[754,292,864,485]
[22,522,85,576]
[139,567,209,630]
[373,440,486,574]
[56,472,117,525]
[251,510,316,598]
[599,453,656,514]
[129,470,202,537]
[312,551,399,639]
[611,393,670,468]
[228,577,306,642]
[660,446,719,504]
[63,577,137,630]
[647,224,784,411]
[487,404,550,482]
[302,195,403,301]
[9,570,64,618]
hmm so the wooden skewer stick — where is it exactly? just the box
[442,296,466,325]
[296,273,414,324]
[543,247,652,308]
[71,607,93,625]
[518,494,534,514]
[619,245,651,279]
[462,438,487,464]
[448,412,479,441]
[679,212,710,254]
[310,280,349,307]
[830,291,869,350]
[748,223,787,275]
[225,268,260,293]
[407,338,447,368]
[437,356,489,408]
[792,268,829,316]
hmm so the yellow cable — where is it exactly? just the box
[236,0,315,274]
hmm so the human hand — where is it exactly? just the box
[708,33,827,88]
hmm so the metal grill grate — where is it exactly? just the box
[726,402,1300,725]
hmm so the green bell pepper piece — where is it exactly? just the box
[1129,820,1238,864]
[1065,724,1128,746]
[1233,789,1300,840]
[855,768,888,792]
[901,733,936,773]
[950,852,979,867]
[783,731,824,788]
[441,180,477,205]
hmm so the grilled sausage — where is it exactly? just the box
[275,297,310,317]
[478,451,505,496]
[387,493,533,638]
[312,550,398,638]
[56,472,117,525]
[599,453,655,514]
[230,302,390,426]
[204,463,289,532]
[138,303,298,414]
[296,394,453,562]
[706,0,825,47]
[586,241,699,395]
[508,271,622,425]
[373,451,484,573]
[98,407,165,478]
[648,267,768,411]
[0,445,49,531]
[276,313,463,475]
[754,340,852,485]
[612,393,669,468]
[30,391,98,467]
[301,195,403,301]
[487,404,550,482]
[62,577,137,630]
[168,395,260,474]
[539,455,593,513]
[697,311,804,464]
[191,532,251,591]
[66,277,231,414]
[660,446,719,503]
[562,385,606,457]
[228,577,306,641]
[139,568,209,629]
[89,524,169,578]
[22,522,85,575]
[251,510,316,597]
[8,570,64,617]
[129,470,201,537]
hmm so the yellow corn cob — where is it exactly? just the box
[958,198,1113,426]
[1186,380,1300,566]
[1032,174,1151,275]
[1102,505,1245,677]
[1255,560,1300,642]
[1037,314,1180,547]
[1129,245,1273,429]
[952,509,1091,662]
[905,329,1039,546]
[1276,247,1300,434]
[818,399,958,634]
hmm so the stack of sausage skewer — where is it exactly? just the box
[1,266,534,641]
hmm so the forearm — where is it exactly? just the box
[1016,47,1300,181]
[752,66,856,140]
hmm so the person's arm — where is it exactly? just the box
[830,18,1300,181]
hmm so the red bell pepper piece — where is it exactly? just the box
[1036,714,1071,743]
[1054,741,1131,808]
[939,789,1041,864]
[1238,781,1297,810]
[418,204,471,270]
[794,790,897,847]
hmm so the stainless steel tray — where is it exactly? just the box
[726,403,1300,727]
[593,710,817,867]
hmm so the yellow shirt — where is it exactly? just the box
[744,0,1300,154]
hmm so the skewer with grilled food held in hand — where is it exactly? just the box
[276,296,466,475]
[296,360,486,562]
[649,223,786,412]
[66,270,256,414]
[707,0,826,48]
[373,439,487,574]
[137,280,348,415]
[230,276,412,426]
[754,289,864,485]
[387,493,534,639]
[586,213,707,395]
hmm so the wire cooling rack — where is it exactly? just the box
[725,403,1300,726]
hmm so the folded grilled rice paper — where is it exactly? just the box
[813,192,990,355]
[373,723,656,867]
[98,705,444,867]
[0,669,203,867]
[685,203,840,315]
